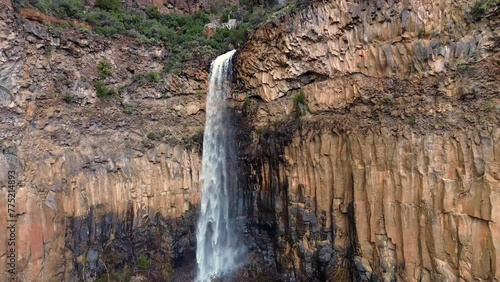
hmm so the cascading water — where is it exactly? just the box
[196,50,245,281]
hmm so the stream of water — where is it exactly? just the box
[195,50,245,281]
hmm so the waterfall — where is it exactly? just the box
[196,50,245,281]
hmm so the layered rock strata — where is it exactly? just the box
[235,0,500,281]
[0,6,206,281]
[235,0,499,102]
[246,128,499,281]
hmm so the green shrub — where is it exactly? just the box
[95,81,116,98]
[138,255,151,269]
[134,71,162,84]
[146,132,155,140]
[146,71,161,83]
[95,0,120,11]
[292,91,306,105]
[122,107,133,115]
[147,6,162,19]
[94,26,118,36]
[63,93,73,103]
[97,60,113,77]
[292,91,306,116]
[220,6,237,22]
[45,45,53,56]
[54,0,84,18]
[244,97,252,107]
[409,116,416,126]
[486,102,494,112]
[227,25,248,46]
[13,0,84,18]
[470,0,497,21]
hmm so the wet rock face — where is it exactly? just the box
[235,0,497,102]
[246,128,500,281]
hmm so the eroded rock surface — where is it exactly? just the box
[245,128,499,281]
[234,0,499,281]
[0,6,206,281]
[235,0,499,102]
[0,0,499,281]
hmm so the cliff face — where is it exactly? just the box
[235,0,500,281]
[1,0,499,281]
[245,128,499,281]
[235,0,498,102]
[0,6,206,281]
[0,144,201,281]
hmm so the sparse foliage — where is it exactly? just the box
[292,91,307,117]
[95,81,116,98]
[470,0,498,21]
[97,60,113,77]
[13,0,84,18]
[382,94,394,105]
[138,255,151,269]
[63,93,73,103]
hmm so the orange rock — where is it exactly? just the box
[20,8,92,30]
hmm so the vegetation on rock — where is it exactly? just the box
[470,0,498,21]
[13,0,84,18]
[292,90,307,116]
[95,81,116,98]
[62,93,73,103]
[137,255,151,269]
[97,60,113,77]
[14,0,305,73]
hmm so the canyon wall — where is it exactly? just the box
[245,128,499,281]
[0,6,207,281]
[0,0,499,281]
[0,144,201,281]
[235,0,498,102]
[236,0,500,281]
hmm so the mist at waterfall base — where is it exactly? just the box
[195,50,247,281]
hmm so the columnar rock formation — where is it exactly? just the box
[0,144,201,281]
[0,6,206,281]
[246,129,499,281]
[0,0,499,281]
[235,0,498,102]
[235,0,500,281]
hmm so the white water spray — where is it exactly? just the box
[196,50,245,281]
